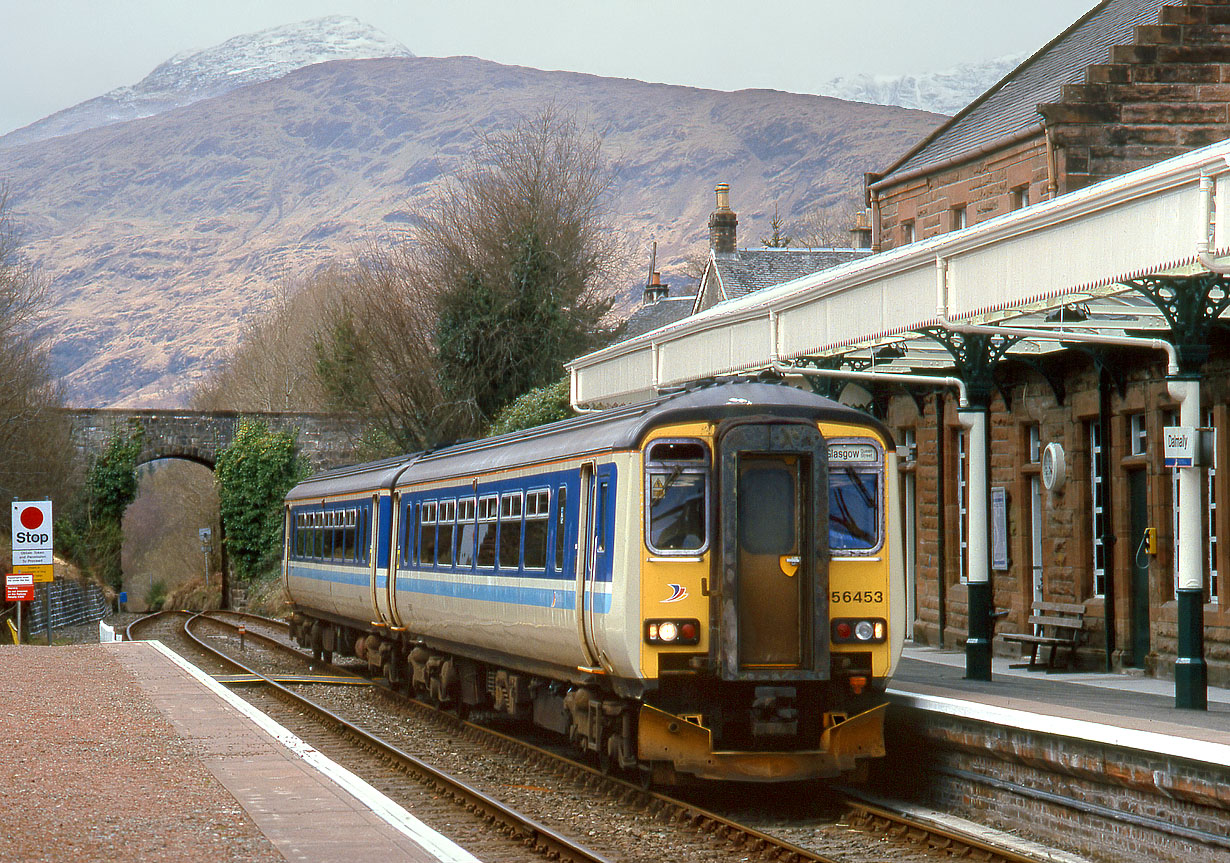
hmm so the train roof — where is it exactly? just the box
[285,381,889,502]
[284,453,417,502]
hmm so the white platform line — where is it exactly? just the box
[145,639,483,863]
[889,690,1230,768]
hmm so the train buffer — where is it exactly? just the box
[1001,601,1087,671]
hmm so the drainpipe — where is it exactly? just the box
[1197,167,1230,274]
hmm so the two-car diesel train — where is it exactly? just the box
[283,381,904,784]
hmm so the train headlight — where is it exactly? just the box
[644,618,701,645]
[831,618,887,644]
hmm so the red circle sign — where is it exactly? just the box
[20,507,44,530]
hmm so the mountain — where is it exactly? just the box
[0,16,413,149]
[1,56,942,408]
[816,53,1027,116]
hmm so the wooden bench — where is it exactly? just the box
[1001,601,1087,671]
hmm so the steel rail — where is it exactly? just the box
[183,612,1083,863]
[161,612,617,863]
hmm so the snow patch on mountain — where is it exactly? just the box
[0,16,413,148]
[817,52,1027,116]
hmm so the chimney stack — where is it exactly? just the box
[708,183,737,254]
[643,271,669,305]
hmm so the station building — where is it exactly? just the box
[582,0,1230,694]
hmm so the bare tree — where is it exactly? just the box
[0,188,74,504]
[193,271,336,412]
[795,199,865,249]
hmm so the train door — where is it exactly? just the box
[583,468,614,665]
[717,423,829,679]
[576,462,601,669]
[381,492,400,626]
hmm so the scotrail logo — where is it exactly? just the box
[662,584,688,603]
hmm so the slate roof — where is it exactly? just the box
[879,0,1165,183]
[694,248,874,313]
[621,295,697,340]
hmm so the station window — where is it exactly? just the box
[644,439,709,554]
[1130,414,1147,456]
[1010,184,1030,211]
[524,490,549,570]
[499,492,523,568]
[1208,410,1219,603]
[951,205,967,232]
[955,427,968,583]
[1090,420,1107,597]
[1028,424,1041,463]
[901,219,915,245]
[477,495,499,568]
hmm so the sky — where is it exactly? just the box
[0,0,1101,137]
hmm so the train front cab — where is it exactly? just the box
[636,415,902,782]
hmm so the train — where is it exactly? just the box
[283,380,904,784]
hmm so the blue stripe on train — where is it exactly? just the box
[396,575,611,614]
[288,565,610,613]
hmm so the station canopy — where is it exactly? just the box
[569,140,1230,408]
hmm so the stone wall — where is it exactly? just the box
[64,409,372,472]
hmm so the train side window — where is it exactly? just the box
[499,492,524,569]
[553,486,568,572]
[437,500,456,566]
[477,495,498,568]
[645,439,710,554]
[524,490,549,570]
[341,509,355,561]
[456,498,477,568]
[419,501,438,566]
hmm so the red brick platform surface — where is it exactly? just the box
[0,642,476,863]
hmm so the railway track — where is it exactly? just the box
[126,611,1070,863]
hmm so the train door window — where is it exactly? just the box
[402,503,414,566]
[596,480,609,553]
[828,440,884,552]
[419,501,438,566]
[361,505,370,564]
[456,498,477,568]
[437,500,456,566]
[553,486,568,572]
[644,440,709,554]
[740,466,795,554]
[524,490,550,570]
[499,492,524,569]
[477,495,499,568]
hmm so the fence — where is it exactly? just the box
[25,579,111,632]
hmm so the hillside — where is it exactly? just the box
[1,55,942,407]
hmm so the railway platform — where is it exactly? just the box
[890,645,1230,760]
[0,640,478,863]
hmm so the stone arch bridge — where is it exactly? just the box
[63,409,373,472]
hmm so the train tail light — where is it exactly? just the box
[848,675,868,695]
[645,618,700,645]
[831,618,887,644]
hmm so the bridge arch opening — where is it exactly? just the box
[121,458,222,612]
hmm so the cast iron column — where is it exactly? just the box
[1125,273,1230,710]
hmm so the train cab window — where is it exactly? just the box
[477,495,498,568]
[553,486,568,572]
[419,501,438,566]
[645,439,710,554]
[499,492,524,569]
[456,498,477,567]
[524,490,549,570]
[828,440,884,552]
[437,500,456,566]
